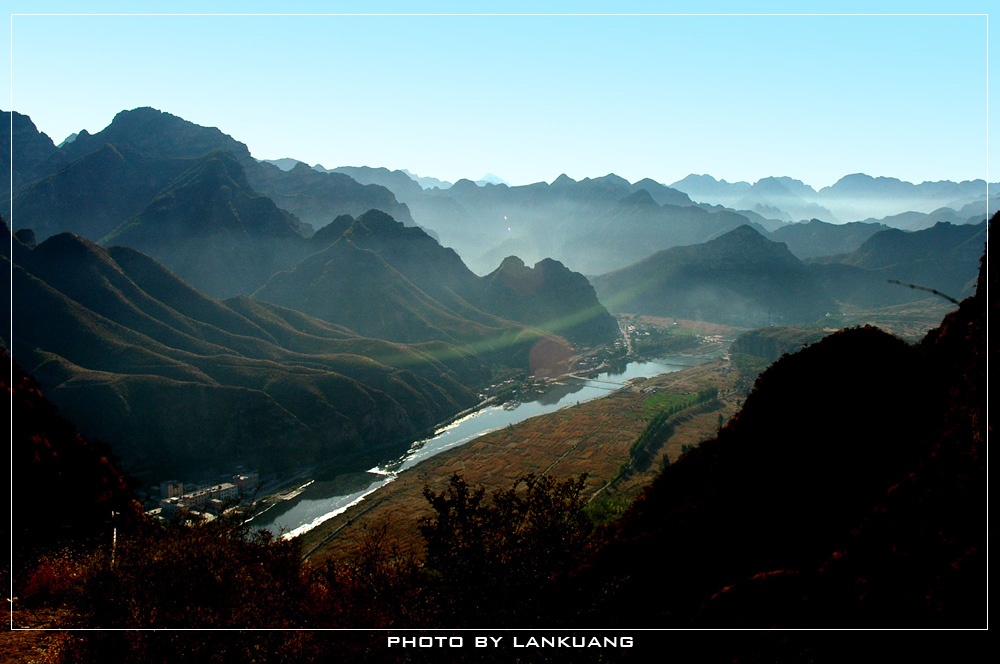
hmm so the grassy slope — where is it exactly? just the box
[7,233,482,479]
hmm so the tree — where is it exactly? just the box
[418,472,591,626]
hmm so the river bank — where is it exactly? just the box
[298,356,740,565]
[249,348,728,538]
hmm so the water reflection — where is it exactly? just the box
[253,352,721,537]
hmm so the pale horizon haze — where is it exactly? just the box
[3,1,995,190]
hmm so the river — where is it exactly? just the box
[251,351,723,538]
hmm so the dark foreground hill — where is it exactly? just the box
[7,348,141,573]
[568,219,988,627]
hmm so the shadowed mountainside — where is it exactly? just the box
[4,229,483,479]
[567,215,988,627]
[592,220,986,324]
[592,224,835,326]
[101,151,311,297]
[769,218,890,259]
[809,220,986,307]
[1,109,59,190]
[8,107,414,238]
[255,209,618,352]
[7,348,142,572]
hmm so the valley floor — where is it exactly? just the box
[299,358,740,567]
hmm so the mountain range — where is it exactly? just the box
[4,100,987,643]
[593,222,985,326]
[4,227,488,479]
[2,104,988,480]
[255,209,618,351]
[5,107,991,285]
[4,108,618,345]
[593,225,836,326]
[277,159,991,277]
[670,172,994,224]
[5,107,414,241]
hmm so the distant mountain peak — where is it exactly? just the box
[57,132,78,147]
[594,173,631,188]
[59,106,254,167]
[717,223,767,241]
[495,255,528,272]
[449,178,480,193]
[671,173,751,187]
[106,107,214,139]
[352,208,408,234]
[400,169,453,190]
[706,224,796,259]
[621,188,659,208]
[262,157,305,172]
[751,177,811,197]
[476,173,509,186]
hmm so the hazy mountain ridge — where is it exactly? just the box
[5,107,414,237]
[255,209,618,353]
[731,176,839,223]
[101,151,311,297]
[593,220,985,322]
[808,221,986,306]
[859,199,996,232]
[326,165,427,203]
[671,171,994,224]
[769,219,891,259]
[397,172,757,275]
[251,160,415,229]
[562,192,766,274]
[592,225,836,326]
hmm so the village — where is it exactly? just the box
[145,471,261,522]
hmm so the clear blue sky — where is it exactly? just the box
[2,1,994,188]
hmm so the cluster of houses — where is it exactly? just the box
[155,471,260,519]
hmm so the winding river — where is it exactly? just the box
[252,351,723,538]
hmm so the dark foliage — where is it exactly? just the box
[7,348,140,573]
[80,515,308,629]
[417,473,592,627]
[568,216,989,627]
[307,522,427,628]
